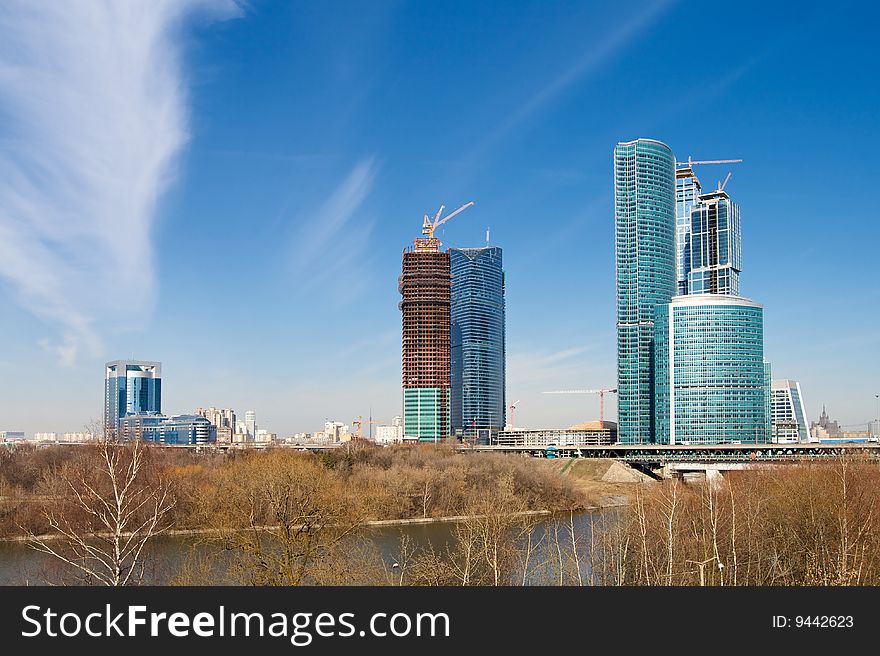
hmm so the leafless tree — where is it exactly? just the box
[28,436,175,585]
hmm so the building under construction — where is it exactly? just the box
[399,203,473,441]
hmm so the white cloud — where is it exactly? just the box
[0,0,241,364]
[289,158,379,303]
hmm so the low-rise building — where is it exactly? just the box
[770,379,810,443]
[119,414,216,445]
[0,431,25,441]
[375,424,404,444]
[255,429,276,443]
[496,421,617,448]
[62,432,94,442]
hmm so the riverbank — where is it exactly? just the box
[536,457,655,506]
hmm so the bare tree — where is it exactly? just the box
[28,437,175,585]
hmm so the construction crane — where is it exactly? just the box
[543,389,618,424]
[414,201,475,251]
[675,156,743,168]
[507,399,521,430]
[352,415,383,440]
[676,157,742,194]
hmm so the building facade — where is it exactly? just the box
[687,189,742,295]
[614,138,677,443]
[497,421,617,448]
[400,241,451,441]
[118,414,216,445]
[770,379,810,443]
[654,295,770,444]
[104,360,162,433]
[675,165,702,295]
[450,246,506,443]
[195,407,235,443]
[245,410,256,439]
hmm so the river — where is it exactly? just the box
[0,511,602,585]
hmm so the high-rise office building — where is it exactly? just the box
[688,188,742,295]
[770,379,810,443]
[654,295,770,444]
[400,233,451,441]
[675,165,702,295]
[450,246,506,443]
[245,410,256,439]
[614,138,677,444]
[104,360,161,433]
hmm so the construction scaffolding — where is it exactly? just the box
[400,246,451,440]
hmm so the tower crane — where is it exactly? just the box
[675,157,742,192]
[675,156,743,168]
[414,201,475,251]
[352,415,383,440]
[543,389,618,424]
[507,400,521,430]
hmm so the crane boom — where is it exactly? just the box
[676,156,742,167]
[416,201,476,249]
[543,388,618,423]
[433,201,475,231]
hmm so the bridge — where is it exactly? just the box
[462,442,880,480]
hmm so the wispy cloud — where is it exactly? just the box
[0,0,241,364]
[466,0,675,164]
[289,158,379,304]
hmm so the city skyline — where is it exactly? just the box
[1,1,879,436]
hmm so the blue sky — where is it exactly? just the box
[1,0,879,436]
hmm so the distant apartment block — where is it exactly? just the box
[196,407,236,443]
[0,431,26,441]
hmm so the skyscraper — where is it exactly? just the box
[245,410,256,440]
[770,379,810,443]
[614,138,677,444]
[675,165,702,295]
[104,360,161,433]
[400,236,451,441]
[654,295,769,444]
[687,188,742,295]
[450,246,506,443]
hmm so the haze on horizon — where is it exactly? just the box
[1,0,878,437]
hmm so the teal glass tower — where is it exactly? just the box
[450,247,506,443]
[614,139,677,444]
[654,295,770,444]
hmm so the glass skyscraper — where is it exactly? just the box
[450,247,505,443]
[614,138,677,444]
[654,295,770,444]
[688,189,742,295]
[104,360,161,433]
[675,166,702,295]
